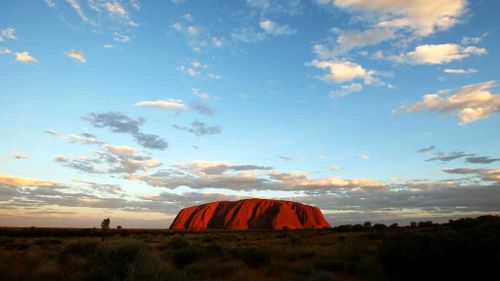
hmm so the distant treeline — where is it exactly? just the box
[1,215,498,237]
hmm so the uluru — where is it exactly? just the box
[169,198,331,230]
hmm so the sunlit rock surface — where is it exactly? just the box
[170,198,331,230]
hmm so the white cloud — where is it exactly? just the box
[323,0,468,36]
[269,171,386,189]
[104,0,128,18]
[444,68,478,74]
[0,47,11,55]
[211,37,223,47]
[66,0,89,22]
[44,0,56,7]
[186,25,200,36]
[135,99,189,110]
[129,0,140,10]
[62,0,138,26]
[311,60,376,84]
[396,81,500,124]
[325,165,341,171]
[103,144,136,156]
[113,32,130,42]
[246,0,270,10]
[461,35,484,45]
[393,43,486,64]
[232,20,296,45]
[177,60,220,79]
[12,152,29,159]
[331,83,363,97]
[231,27,266,43]
[0,174,63,187]
[259,19,296,36]
[171,21,223,50]
[246,0,302,15]
[15,51,38,63]
[177,60,206,77]
[45,130,103,145]
[66,49,86,63]
[362,154,370,160]
[314,28,395,58]
[1,27,17,40]
[191,88,211,100]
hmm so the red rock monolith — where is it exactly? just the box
[169,198,331,230]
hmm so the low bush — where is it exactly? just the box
[230,247,270,267]
[167,236,189,250]
[88,240,165,281]
[172,246,203,269]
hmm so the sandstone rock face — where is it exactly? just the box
[169,198,331,230]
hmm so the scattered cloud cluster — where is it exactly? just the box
[418,146,499,164]
[71,0,138,26]
[259,19,296,36]
[311,0,475,98]
[55,144,161,177]
[172,121,222,137]
[0,27,17,41]
[331,82,363,98]
[0,174,65,188]
[396,81,499,124]
[45,130,103,145]
[320,0,467,37]
[44,0,139,43]
[232,19,296,44]
[141,160,386,191]
[443,168,500,182]
[177,60,221,79]
[313,28,395,58]
[245,0,303,15]
[82,112,168,150]
[171,16,224,52]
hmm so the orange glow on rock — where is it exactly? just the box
[169,198,331,230]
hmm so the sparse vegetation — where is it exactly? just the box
[0,215,498,281]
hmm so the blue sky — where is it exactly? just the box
[0,0,499,227]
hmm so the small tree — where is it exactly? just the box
[373,223,387,231]
[117,225,122,230]
[101,218,110,241]
[363,221,372,229]
[389,223,399,229]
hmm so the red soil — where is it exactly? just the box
[169,198,331,230]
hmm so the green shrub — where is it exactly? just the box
[172,246,202,269]
[230,247,270,267]
[34,260,63,281]
[62,239,101,253]
[167,237,189,250]
[87,240,165,281]
[204,241,223,256]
